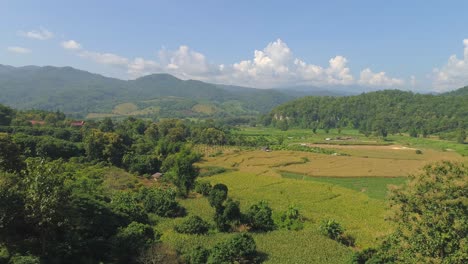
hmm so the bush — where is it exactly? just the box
[415,149,423,154]
[140,188,183,217]
[185,246,210,264]
[112,222,157,263]
[319,219,343,240]
[274,205,304,231]
[319,219,355,246]
[207,233,257,264]
[245,201,275,232]
[194,181,211,196]
[175,216,210,235]
[9,255,40,264]
[208,184,228,209]
[0,246,9,264]
[352,248,377,264]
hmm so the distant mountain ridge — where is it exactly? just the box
[0,65,297,118]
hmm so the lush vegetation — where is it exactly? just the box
[267,89,468,140]
[1,97,467,264]
[0,65,294,120]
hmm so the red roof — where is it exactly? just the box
[30,120,46,125]
[70,121,85,126]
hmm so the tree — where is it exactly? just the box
[457,126,466,144]
[99,117,115,132]
[22,159,71,256]
[111,191,148,224]
[0,104,13,126]
[162,148,200,197]
[378,161,468,263]
[139,188,182,217]
[0,133,24,173]
[245,201,275,232]
[185,246,210,264]
[83,129,126,165]
[112,222,157,264]
[208,184,228,210]
[174,215,210,234]
[207,233,257,264]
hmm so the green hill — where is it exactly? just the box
[268,89,468,135]
[442,86,468,96]
[0,65,293,119]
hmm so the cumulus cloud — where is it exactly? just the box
[67,38,405,88]
[433,39,468,91]
[7,46,31,54]
[61,40,82,50]
[19,27,53,40]
[79,51,128,66]
[358,68,404,87]
[159,45,214,78]
[127,57,159,77]
[229,39,354,87]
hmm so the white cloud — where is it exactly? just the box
[159,45,213,78]
[61,40,82,50]
[127,57,159,77]
[7,46,31,54]
[68,38,406,88]
[19,27,53,40]
[433,39,468,91]
[228,39,354,87]
[79,51,129,66]
[410,75,416,87]
[358,68,404,87]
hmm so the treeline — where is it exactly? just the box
[265,90,467,139]
[0,104,274,263]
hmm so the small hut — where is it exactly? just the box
[151,172,163,181]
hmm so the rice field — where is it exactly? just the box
[157,128,467,263]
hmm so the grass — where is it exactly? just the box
[112,102,139,115]
[159,170,389,263]
[160,128,467,263]
[281,172,407,200]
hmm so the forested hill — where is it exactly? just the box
[0,65,293,118]
[442,86,468,96]
[267,89,468,136]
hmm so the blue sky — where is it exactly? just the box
[1,0,467,91]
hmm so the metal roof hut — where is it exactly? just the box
[151,172,163,181]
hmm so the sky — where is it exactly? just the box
[1,0,468,92]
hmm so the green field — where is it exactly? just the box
[152,127,468,263]
[281,172,407,200]
[159,170,391,263]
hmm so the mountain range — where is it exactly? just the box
[0,64,351,119]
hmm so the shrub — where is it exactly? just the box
[319,219,343,240]
[185,246,210,264]
[319,219,355,246]
[208,184,228,209]
[352,248,377,264]
[112,222,157,263]
[207,233,257,264]
[194,181,211,196]
[245,201,275,232]
[175,216,210,235]
[140,188,183,217]
[274,205,304,231]
[9,255,40,264]
[415,149,423,154]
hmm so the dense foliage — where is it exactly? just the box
[356,161,468,263]
[0,65,293,119]
[268,89,468,138]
